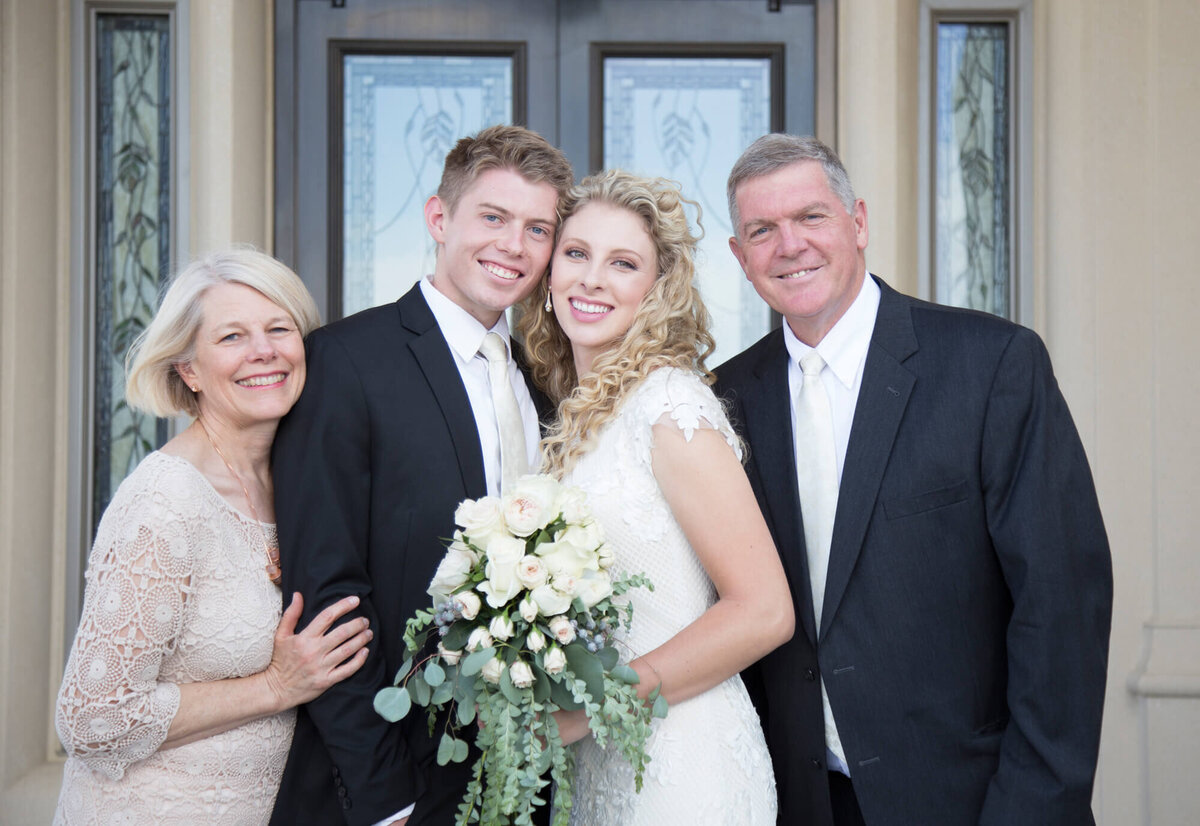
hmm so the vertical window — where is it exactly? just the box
[600,50,782,366]
[92,13,172,530]
[336,48,520,318]
[919,2,1031,322]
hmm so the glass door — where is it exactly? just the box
[275,0,828,364]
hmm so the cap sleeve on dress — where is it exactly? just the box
[627,367,742,465]
[55,454,195,780]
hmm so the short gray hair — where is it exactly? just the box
[125,248,320,417]
[726,134,857,236]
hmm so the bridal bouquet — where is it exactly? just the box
[374,474,666,826]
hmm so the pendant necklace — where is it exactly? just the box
[196,418,283,585]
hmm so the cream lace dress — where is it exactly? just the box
[564,367,777,826]
[54,452,294,825]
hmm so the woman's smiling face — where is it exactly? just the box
[549,201,658,376]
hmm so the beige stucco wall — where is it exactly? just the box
[1,0,1196,822]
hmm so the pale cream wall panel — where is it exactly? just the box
[0,0,68,821]
[837,0,920,293]
[189,0,270,254]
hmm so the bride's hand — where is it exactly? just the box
[552,708,591,745]
[261,593,372,710]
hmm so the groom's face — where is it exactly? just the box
[425,166,559,328]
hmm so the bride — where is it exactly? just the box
[518,169,794,824]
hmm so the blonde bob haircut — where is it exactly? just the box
[517,169,715,476]
[125,248,320,418]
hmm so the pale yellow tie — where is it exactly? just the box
[793,350,847,768]
[478,332,529,493]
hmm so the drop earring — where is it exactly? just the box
[544,289,553,313]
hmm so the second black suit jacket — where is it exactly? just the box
[716,277,1111,826]
[270,284,547,826]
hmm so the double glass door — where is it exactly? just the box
[275,0,828,364]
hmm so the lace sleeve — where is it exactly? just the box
[631,368,742,462]
[55,457,194,780]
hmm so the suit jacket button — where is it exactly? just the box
[811,757,823,769]
[804,668,816,681]
[342,795,353,810]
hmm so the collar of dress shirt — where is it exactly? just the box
[419,276,513,363]
[782,271,880,391]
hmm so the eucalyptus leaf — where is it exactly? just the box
[430,677,454,705]
[499,664,525,705]
[410,672,432,706]
[461,646,496,677]
[611,664,640,685]
[393,656,414,685]
[456,698,477,726]
[548,675,584,711]
[442,621,472,651]
[373,686,411,722]
[597,646,619,671]
[532,665,552,703]
[424,660,445,687]
[652,694,669,719]
[452,738,469,763]
[436,732,456,766]
[563,643,605,702]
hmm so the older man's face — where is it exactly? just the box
[729,160,868,346]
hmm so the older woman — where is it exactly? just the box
[518,171,794,824]
[54,249,370,825]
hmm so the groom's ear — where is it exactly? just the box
[425,194,449,244]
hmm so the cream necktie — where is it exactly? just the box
[793,350,847,768]
[478,332,529,493]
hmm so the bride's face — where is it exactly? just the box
[549,201,658,376]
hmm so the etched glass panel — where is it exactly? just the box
[604,56,773,366]
[94,14,171,531]
[935,22,1010,317]
[343,54,514,316]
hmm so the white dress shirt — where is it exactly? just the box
[420,278,542,495]
[782,271,880,776]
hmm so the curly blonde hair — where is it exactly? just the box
[517,169,715,476]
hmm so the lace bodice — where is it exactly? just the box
[54,452,294,825]
[562,367,777,825]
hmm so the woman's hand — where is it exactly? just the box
[552,708,591,746]
[261,593,372,710]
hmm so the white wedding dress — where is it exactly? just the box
[564,367,777,826]
[54,452,294,825]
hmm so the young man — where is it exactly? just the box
[270,125,573,826]
[716,134,1111,826]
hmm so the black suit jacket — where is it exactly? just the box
[715,277,1112,826]
[270,285,549,826]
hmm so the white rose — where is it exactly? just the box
[466,628,493,652]
[535,540,589,581]
[477,535,526,608]
[551,572,579,598]
[515,555,548,590]
[548,615,576,645]
[553,485,590,525]
[510,659,534,689]
[519,595,539,624]
[526,626,547,653]
[557,520,605,564]
[489,614,515,641]
[597,543,615,570]
[501,475,562,537]
[480,657,504,685]
[454,496,505,546]
[454,591,482,620]
[427,548,475,600]
[542,645,567,675]
[575,570,613,609]
[530,583,572,617]
[437,642,463,666]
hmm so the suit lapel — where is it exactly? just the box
[396,286,488,498]
[741,331,819,646]
[820,279,918,637]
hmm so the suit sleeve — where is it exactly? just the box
[977,327,1112,824]
[273,329,418,824]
